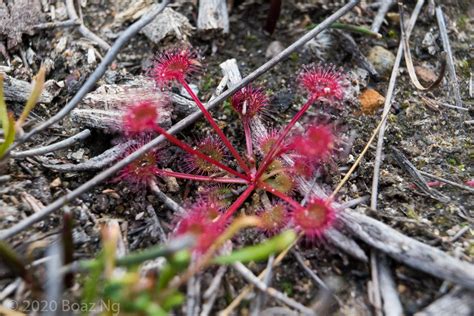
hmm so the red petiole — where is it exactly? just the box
[178,78,251,175]
[219,184,256,223]
[153,125,249,181]
[255,95,318,179]
[258,182,305,211]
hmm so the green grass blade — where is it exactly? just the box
[213,230,297,264]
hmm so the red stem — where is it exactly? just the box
[153,125,249,180]
[157,169,248,184]
[219,184,256,223]
[178,78,251,175]
[258,182,305,211]
[255,95,317,179]
[243,120,253,161]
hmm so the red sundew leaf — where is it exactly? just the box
[152,49,200,86]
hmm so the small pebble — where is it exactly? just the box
[164,169,180,193]
[367,46,396,77]
[265,41,284,59]
[87,47,96,65]
[50,177,61,188]
[135,212,145,220]
[415,65,437,83]
[70,148,85,161]
[55,37,68,54]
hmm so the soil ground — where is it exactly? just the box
[0,0,473,315]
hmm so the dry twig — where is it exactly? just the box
[64,0,110,51]
[148,179,185,214]
[371,0,394,33]
[232,262,314,315]
[11,129,91,158]
[435,6,463,109]
[414,286,474,316]
[391,147,450,202]
[251,255,275,315]
[42,140,134,172]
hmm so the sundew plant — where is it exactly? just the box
[118,49,348,253]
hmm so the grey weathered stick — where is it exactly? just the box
[414,286,474,316]
[197,0,229,33]
[33,19,81,29]
[341,210,474,289]
[293,251,328,290]
[325,228,368,262]
[336,30,378,78]
[371,0,394,33]
[8,0,170,154]
[42,140,133,172]
[0,0,359,241]
[70,108,172,132]
[377,252,403,316]
[435,6,463,109]
[201,266,227,316]
[149,179,185,214]
[232,262,314,315]
[69,76,172,132]
[2,74,56,103]
[65,0,111,50]
[251,255,275,316]
[391,147,450,202]
[11,129,91,158]
[186,275,201,316]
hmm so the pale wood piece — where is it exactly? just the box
[197,0,229,33]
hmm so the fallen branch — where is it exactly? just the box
[341,210,474,290]
[371,0,394,33]
[2,74,59,103]
[377,252,403,316]
[32,19,80,30]
[11,129,91,158]
[42,140,133,172]
[414,286,474,316]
